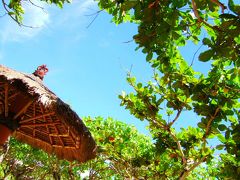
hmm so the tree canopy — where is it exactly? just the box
[97,0,239,179]
[0,117,223,179]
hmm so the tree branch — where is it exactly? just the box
[28,0,46,12]
[191,0,220,31]
[168,130,187,165]
[1,0,38,28]
[205,107,220,137]
[190,44,204,67]
[168,108,183,127]
[86,10,103,28]
[210,0,226,13]
[179,156,207,180]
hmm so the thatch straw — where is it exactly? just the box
[0,65,96,162]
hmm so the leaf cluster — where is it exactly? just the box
[98,0,240,179]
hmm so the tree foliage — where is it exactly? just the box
[97,0,240,179]
[0,117,158,179]
[0,117,235,179]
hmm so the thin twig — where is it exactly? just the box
[2,0,37,28]
[210,0,226,13]
[191,0,220,31]
[86,10,103,28]
[29,0,47,13]
[169,108,183,127]
[123,39,134,43]
[169,130,187,165]
[85,9,103,16]
[179,156,207,180]
[190,44,203,67]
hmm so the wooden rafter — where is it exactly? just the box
[17,131,75,148]
[56,119,75,146]
[19,112,55,124]
[21,122,61,128]
[76,137,80,149]
[68,129,77,147]
[46,108,65,147]
[52,144,75,149]
[40,104,53,145]
[49,133,71,137]
[54,117,75,147]
[9,91,21,100]
[13,99,35,120]
[33,102,36,138]
[4,83,8,117]
[21,126,75,147]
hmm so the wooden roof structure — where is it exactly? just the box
[0,65,96,162]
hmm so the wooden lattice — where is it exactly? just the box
[0,81,79,149]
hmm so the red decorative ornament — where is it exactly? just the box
[33,65,48,80]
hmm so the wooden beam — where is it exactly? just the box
[9,91,21,100]
[40,104,53,145]
[49,133,70,137]
[13,99,35,120]
[16,131,77,148]
[76,137,80,149]
[52,144,75,149]
[19,112,55,124]
[33,102,36,138]
[21,122,61,128]
[20,127,74,147]
[46,108,65,147]
[4,83,8,117]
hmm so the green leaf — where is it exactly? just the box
[197,122,206,129]
[57,1,63,8]
[8,12,15,16]
[225,130,231,139]
[199,49,214,62]
[228,0,240,15]
[219,13,237,19]
[146,53,153,61]
[218,124,227,131]
[217,134,226,143]
[202,38,212,46]
[216,144,225,150]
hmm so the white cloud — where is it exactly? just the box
[0,0,49,43]
[0,0,97,43]
[51,0,97,27]
[0,1,49,43]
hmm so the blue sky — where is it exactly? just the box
[0,0,154,134]
[0,0,226,137]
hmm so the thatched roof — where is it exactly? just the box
[0,65,96,162]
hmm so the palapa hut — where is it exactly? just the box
[0,65,96,162]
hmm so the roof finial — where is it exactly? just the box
[33,65,48,80]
